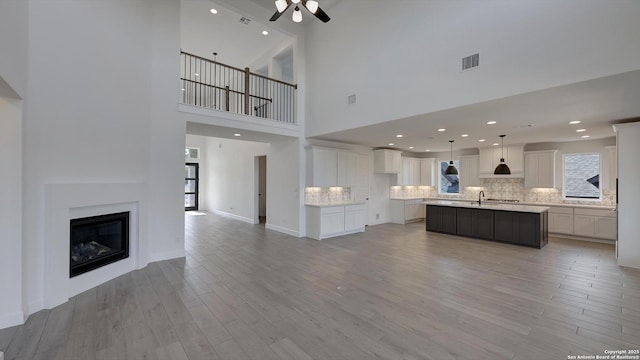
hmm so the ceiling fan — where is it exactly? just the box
[270,0,331,23]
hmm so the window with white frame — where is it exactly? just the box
[439,160,460,194]
[563,153,601,200]
[185,147,200,160]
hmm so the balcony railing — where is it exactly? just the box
[180,51,297,125]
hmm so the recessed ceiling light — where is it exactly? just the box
[581,135,591,138]
[478,139,486,142]
[461,134,469,137]
[437,128,446,132]
[233,133,241,137]
[408,146,414,149]
[396,134,404,138]
[194,73,200,77]
[569,121,581,124]
[262,30,269,35]
[493,143,500,146]
[181,88,185,91]
[576,129,587,132]
[388,143,395,146]
[425,149,431,152]
[487,121,497,125]
[210,8,218,14]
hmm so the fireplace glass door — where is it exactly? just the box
[70,212,130,277]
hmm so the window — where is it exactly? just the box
[185,163,199,211]
[563,153,601,200]
[439,160,460,194]
[185,147,199,160]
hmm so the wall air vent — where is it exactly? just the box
[347,94,357,105]
[239,17,251,25]
[462,53,480,71]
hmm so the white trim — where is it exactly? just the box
[0,311,24,329]
[27,300,43,318]
[148,249,186,263]
[368,218,392,226]
[549,233,615,245]
[212,209,254,224]
[265,223,300,237]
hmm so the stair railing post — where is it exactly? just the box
[244,67,250,115]
[225,86,230,112]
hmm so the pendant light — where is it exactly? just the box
[494,134,511,175]
[444,140,459,175]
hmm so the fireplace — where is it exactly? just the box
[70,211,130,278]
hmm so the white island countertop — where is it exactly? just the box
[423,200,549,213]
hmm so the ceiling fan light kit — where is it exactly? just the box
[494,134,512,175]
[270,0,331,23]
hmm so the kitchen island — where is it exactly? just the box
[424,200,549,248]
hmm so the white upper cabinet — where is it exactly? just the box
[605,146,616,191]
[398,157,421,185]
[524,150,557,188]
[459,155,481,187]
[309,147,338,187]
[373,149,402,174]
[479,145,524,178]
[420,158,435,186]
[309,147,366,187]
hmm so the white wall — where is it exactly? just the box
[304,0,640,137]
[0,0,28,97]
[20,0,185,317]
[615,122,640,269]
[203,137,269,222]
[266,138,302,236]
[0,94,23,328]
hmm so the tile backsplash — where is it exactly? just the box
[391,178,615,206]
[305,187,352,204]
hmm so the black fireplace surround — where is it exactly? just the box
[70,211,130,278]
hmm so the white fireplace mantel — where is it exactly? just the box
[44,182,148,309]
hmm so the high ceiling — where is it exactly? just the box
[183,1,639,151]
[311,70,640,153]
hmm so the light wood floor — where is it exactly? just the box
[2,212,640,360]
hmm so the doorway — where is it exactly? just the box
[185,162,199,211]
[255,156,267,224]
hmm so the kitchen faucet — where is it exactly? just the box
[478,191,485,205]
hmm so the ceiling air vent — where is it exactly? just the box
[347,94,357,105]
[239,17,251,25]
[462,53,480,71]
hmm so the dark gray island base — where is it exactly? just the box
[425,201,549,249]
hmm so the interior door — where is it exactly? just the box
[185,163,199,211]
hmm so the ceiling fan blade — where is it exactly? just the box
[313,6,331,23]
[301,0,331,23]
[269,1,292,21]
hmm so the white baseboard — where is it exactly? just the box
[549,233,615,245]
[27,299,44,318]
[148,249,186,263]
[212,209,254,224]
[0,310,24,329]
[265,223,300,237]
[367,218,392,226]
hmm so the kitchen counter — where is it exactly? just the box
[305,201,366,207]
[423,200,549,213]
[423,197,614,211]
[390,197,427,200]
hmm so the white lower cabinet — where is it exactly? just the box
[306,204,365,240]
[345,204,366,232]
[548,206,616,241]
[391,199,425,224]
